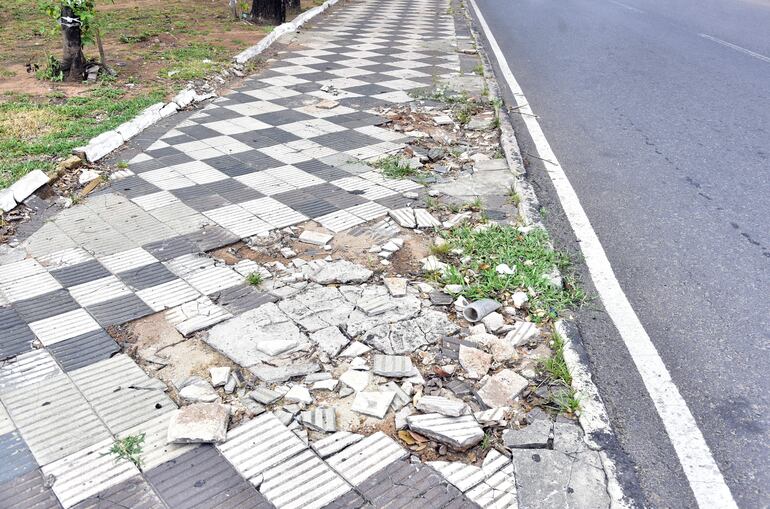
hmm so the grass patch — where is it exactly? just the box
[438,224,584,321]
[539,332,580,414]
[246,272,263,286]
[0,88,164,187]
[157,43,230,81]
[372,155,418,179]
[107,433,145,468]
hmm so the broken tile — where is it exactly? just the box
[407,413,484,451]
[339,369,370,392]
[503,418,553,449]
[309,326,350,357]
[299,230,333,246]
[249,386,282,404]
[383,277,407,297]
[311,431,364,459]
[284,385,313,404]
[351,391,395,419]
[415,395,468,417]
[167,403,229,444]
[373,354,414,377]
[388,208,416,228]
[477,368,529,408]
[458,345,492,379]
[300,407,336,432]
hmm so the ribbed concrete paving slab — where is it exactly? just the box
[325,431,408,486]
[145,445,275,509]
[70,475,164,509]
[1,374,111,465]
[41,438,139,509]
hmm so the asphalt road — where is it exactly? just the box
[471,0,770,507]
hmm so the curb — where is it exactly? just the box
[0,0,345,212]
[460,4,634,508]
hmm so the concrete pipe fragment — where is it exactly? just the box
[462,299,502,322]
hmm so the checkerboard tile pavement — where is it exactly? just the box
[0,0,486,507]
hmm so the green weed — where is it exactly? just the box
[108,433,145,468]
[372,155,417,179]
[246,272,263,286]
[440,225,585,321]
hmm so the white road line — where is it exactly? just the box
[699,33,770,64]
[608,0,645,14]
[468,1,739,508]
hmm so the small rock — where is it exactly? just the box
[427,148,446,162]
[407,413,483,451]
[299,230,333,246]
[223,375,237,394]
[430,292,454,306]
[312,379,338,391]
[458,345,492,379]
[309,326,349,357]
[301,407,337,432]
[349,357,369,371]
[433,114,453,125]
[178,377,219,403]
[280,247,297,258]
[340,369,370,392]
[167,403,229,444]
[495,263,516,275]
[284,385,313,405]
[351,391,395,419]
[403,191,419,199]
[512,292,529,309]
[339,387,354,398]
[373,355,414,377]
[505,321,540,347]
[209,367,230,388]
[78,169,100,185]
[248,386,283,405]
[477,369,529,407]
[384,277,408,297]
[482,312,506,333]
[308,260,372,284]
[339,341,371,357]
[395,406,414,430]
[416,395,468,417]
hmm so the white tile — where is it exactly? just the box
[326,431,407,486]
[42,438,139,509]
[0,258,45,284]
[136,278,200,312]
[29,308,101,346]
[314,210,364,232]
[345,202,389,221]
[98,248,157,274]
[131,191,180,211]
[68,276,132,307]
[0,272,62,302]
[165,295,232,336]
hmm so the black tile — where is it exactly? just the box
[210,284,278,315]
[342,83,393,96]
[0,469,60,509]
[117,263,177,291]
[183,193,233,212]
[323,190,368,209]
[202,179,263,203]
[183,225,240,252]
[295,160,351,181]
[86,294,154,327]
[253,109,314,126]
[205,154,253,175]
[197,107,244,122]
[178,124,222,141]
[110,176,161,199]
[145,446,275,509]
[0,431,38,485]
[48,329,120,372]
[72,475,164,509]
[259,128,302,144]
[12,289,80,323]
[230,132,283,150]
[50,259,111,287]
[234,151,283,171]
[145,146,183,159]
[143,236,199,261]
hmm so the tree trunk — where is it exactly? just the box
[287,0,301,14]
[60,6,86,82]
[229,0,239,19]
[250,0,285,25]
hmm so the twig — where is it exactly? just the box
[524,151,558,166]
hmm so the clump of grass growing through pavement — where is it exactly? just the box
[539,332,580,414]
[437,224,584,321]
[429,241,451,256]
[108,433,145,468]
[372,155,417,179]
[246,272,263,286]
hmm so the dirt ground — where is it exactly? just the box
[0,0,317,99]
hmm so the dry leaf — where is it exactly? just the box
[398,430,416,445]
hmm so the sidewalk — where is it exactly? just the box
[0,0,614,508]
